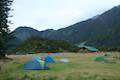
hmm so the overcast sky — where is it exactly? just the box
[10,0,120,31]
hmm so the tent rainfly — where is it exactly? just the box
[24,56,49,70]
[45,55,55,63]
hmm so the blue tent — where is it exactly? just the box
[33,55,41,61]
[45,55,55,63]
[24,58,49,70]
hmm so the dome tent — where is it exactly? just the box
[33,55,41,61]
[59,58,69,63]
[45,55,55,63]
[94,56,106,63]
[54,55,61,60]
[24,56,49,70]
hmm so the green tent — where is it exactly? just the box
[94,56,106,62]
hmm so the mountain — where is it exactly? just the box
[42,5,120,48]
[11,26,41,41]
[10,5,120,50]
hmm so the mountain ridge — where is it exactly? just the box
[10,5,120,50]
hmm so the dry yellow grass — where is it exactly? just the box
[0,52,120,80]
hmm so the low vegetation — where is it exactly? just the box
[11,37,79,54]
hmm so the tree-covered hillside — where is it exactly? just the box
[12,37,79,54]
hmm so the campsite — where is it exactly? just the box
[0,52,120,80]
[1,0,120,80]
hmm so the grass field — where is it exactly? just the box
[0,52,120,80]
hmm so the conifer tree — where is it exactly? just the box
[0,0,13,58]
